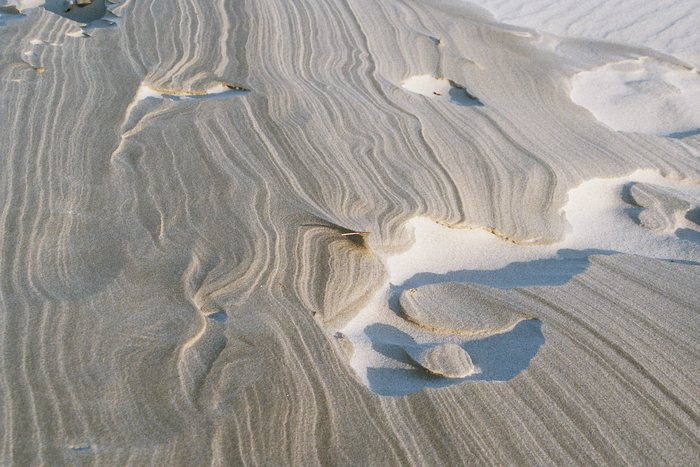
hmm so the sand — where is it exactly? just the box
[0,0,698,464]
[469,0,700,68]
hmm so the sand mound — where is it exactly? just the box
[2,0,700,463]
[400,283,530,336]
[341,170,700,398]
[626,182,700,233]
[570,58,700,137]
[404,343,478,378]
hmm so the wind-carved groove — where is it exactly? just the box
[338,172,700,396]
[178,249,228,407]
[301,221,370,249]
[295,219,385,329]
[111,82,250,160]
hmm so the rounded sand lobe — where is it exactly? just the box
[570,57,700,137]
[399,282,530,337]
[404,343,478,378]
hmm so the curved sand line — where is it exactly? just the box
[339,170,700,395]
[2,0,699,462]
[111,82,250,160]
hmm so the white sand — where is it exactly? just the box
[570,58,700,137]
[341,170,700,394]
[136,83,250,101]
[1,0,699,463]
[468,0,700,68]
[401,74,481,106]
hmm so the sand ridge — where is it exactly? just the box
[338,171,700,396]
[0,0,698,463]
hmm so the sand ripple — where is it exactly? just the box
[0,0,698,463]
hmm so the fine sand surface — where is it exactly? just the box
[0,0,699,464]
[469,0,700,68]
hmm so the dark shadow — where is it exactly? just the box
[365,246,699,396]
[620,181,647,226]
[676,228,700,243]
[43,0,108,23]
[388,248,699,318]
[40,0,120,35]
[365,321,544,396]
[401,248,615,289]
[0,5,25,27]
[447,82,483,107]
[686,207,700,226]
[621,181,641,206]
[207,311,229,322]
[623,205,643,226]
[677,203,700,243]
[668,128,700,139]
[365,323,418,365]
[387,248,614,317]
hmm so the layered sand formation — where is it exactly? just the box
[339,171,700,397]
[0,0,698,464]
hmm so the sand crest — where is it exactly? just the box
[0,0,698,463]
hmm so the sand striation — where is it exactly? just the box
[0,0,699,464]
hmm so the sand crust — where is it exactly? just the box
[0,0,698,463]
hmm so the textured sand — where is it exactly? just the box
[470,0,700,68]
[0,0,699,464]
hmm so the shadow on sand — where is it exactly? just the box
[386,248,615,317]
[365,321,544,396]
[368,248,698,396]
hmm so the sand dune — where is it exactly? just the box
[469,0,700,68]
[340,171,700,397]
[0,0,698,464]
